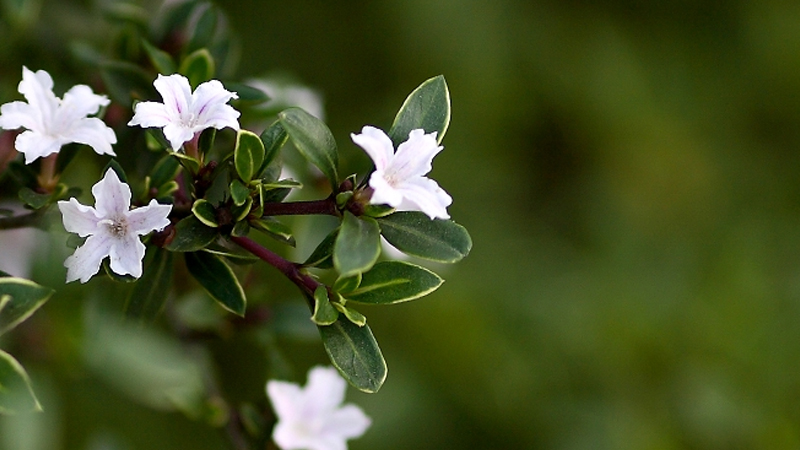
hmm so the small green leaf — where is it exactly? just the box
[17,187,51,210]
[230,179,250,206]
[319,318,386,393]
[185,252,246,316]
[231,196,253,222]
[259,179,302,190]
[332,301,367,327]
[333,273,361,294]
[167,149,201,173]
[249,217,295,247]
[231,220,250,237]
[311,286,339,326]
[166,216,218,252]
[378,211,472,263]
[344,261,443,305]
[234,130,265,183]
[180,48,215,89]
[198,127,216,156]
[0,350,41,414]
[192,199,218,227]
[103,159,129,183]
[124,248,174,322]
[150,154,181,188]
[303,228,338,269]
[187,4,217,52]
[258,121,288,175]
[141,39,176,74]
[334,212,380,278]
[0,278,54,336]
[388,75,451,146]
[201,242,259,265]
[279,107,339,189]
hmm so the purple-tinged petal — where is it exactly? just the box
[153,74,192,120]
[58,198,100,237]
[125,199,171,235]
[92,169,131,218]
[128,101,172,128]
[108,234,145,278]
[63,118,117,157]
[192,80,239,126]
[65,232,114,283]
[351,126,394,171]
[15,130,62,164]
[391,129,442,180]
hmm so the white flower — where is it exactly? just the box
[267,366,371,450]
[351,126,452,220]
[57,169,172,283]
[0,67,116,164]
[128,74,240,151]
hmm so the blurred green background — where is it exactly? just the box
[5,0,800,448]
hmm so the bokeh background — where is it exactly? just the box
[4,0,800,448]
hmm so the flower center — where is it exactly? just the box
[99,218,128,238]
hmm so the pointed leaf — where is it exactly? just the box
[378,211,471,263]
[333,301,367,327]
[192,199,218,227]
[141,40,176,74]
[150,154,181,188]
[230,179,250,206]
[318,318,386,393]
[180,48,215,89]
[311,286,339,326]
[234,130,265,183]
[249,217,295,247]
[344,261,443,305]
[388,75,451,146]
[279,107,338,189]
[185,252,246,316]
[0,350,41,414]
[124,248,174,322]
[258,121,288,176]
[0,278,54,336]
[303,228,338,269]
[334,212,380,278]
[166,215,219,252]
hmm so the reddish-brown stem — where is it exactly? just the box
[230,236,320,295]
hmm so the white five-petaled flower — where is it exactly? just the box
[128,74,240,151]
[267,366,371,450]
[0,67,116,164]
[351,126,452,220]
[57,169,172,283]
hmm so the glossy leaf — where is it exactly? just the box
[333,273,361,294]
[344,261,443,305]
[0,349,41,414]
[0,277,54,336]
[249,217,295,247]
[202,242,259,265]
[198,127,216,155]
[334,212,380,278]
[167,149,201,174]
[388,75,451,146]
[234,130,265,183]
[165,216,218,252]
[259,121,288,175]
[279,107,339,189]
[185,252,246,316]
[378,211,472,263]
[311,286,339,326]
[333,301,367,327]
[318,317,386,393]
[124,248,174,322]
[230,179,250,206]
[180,48,215,89]
[17,187,51,209]
[192,199,218,227]
[303,228,338,269]
[150,154,181,188]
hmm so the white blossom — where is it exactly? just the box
[0,67,116,164]
[57,169,172,283]
[267,366,371,450]
[128,74,240,151]
[351,126,452,220]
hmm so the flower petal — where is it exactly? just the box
[18,67,58,125]
[351,126,394,171]
[192,79,239,130]
[61,84,110,119]
[0,101,40,131]
[65,232,113,283]
[162,123,196,151]
[92,169,131,218]
[304,366,346,414]
[368,171,404,207]
[267,380,304,420]
[125,199,172,235]
[391,129,442,180]
[128,101,172,128]
[272,421,319,450]
[15,130,63,163]
[396,176,452,220]
[153,74,193,120]
[63,118,117,157]
[323,404,371,440]
[108,234,146,278]
[58,198,100,237]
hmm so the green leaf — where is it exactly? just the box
[258,121,288,175]
[167,149,201,173]
[230,179,250,206]
[17,187,51,210]
[311,286,339,326]
[141,39,176,74]
[198,127,216,156]
[333,273,361,294]
[103,159,129,183]
[99,60,156,105]
[279,107,339,189]
[0,278,54,336]
[124,248,174,322]
[191,199,218,227]
[201,242,259,265]
[0,350,41,414]
[185,252,246,316]
[150,154,181,188]
[319,318,386,393]
[388,75,451,146]
[249,217,295,247]
[344,261,443,305]
[234,130,265,183]
[303,228,338,269]
[334,212,380,278]
[231,196,253,223]
[378,211,472,263]
[187,4,217,52]
[165,216,218,252]
[332,301,367,327]
[180,48,215,89]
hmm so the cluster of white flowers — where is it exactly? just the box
[0,67,452,283]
